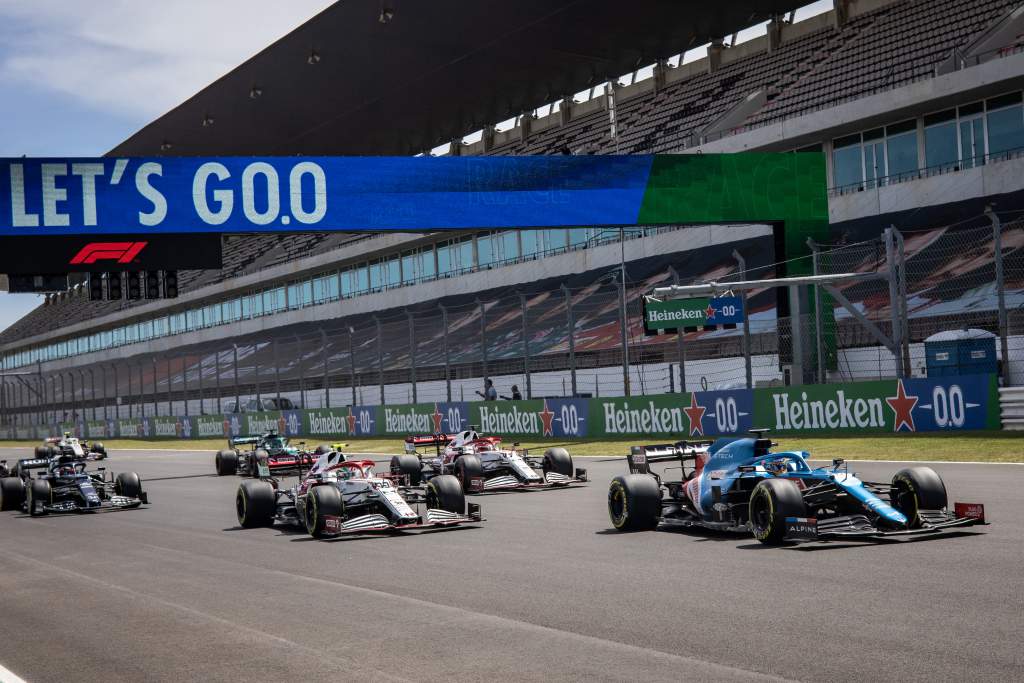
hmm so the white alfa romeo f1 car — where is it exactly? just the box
[234,447,482,538]
[392,428,587,493]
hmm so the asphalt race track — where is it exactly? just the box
[0,448,1021,683]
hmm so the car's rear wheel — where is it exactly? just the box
[28,479,51,516]
[543,447,573,478]
[749,478,806,545]
[426,475,465,515]
[608,474,661,531]
[304,485,343,538]
[890,467,947,529]
[454,455,484,493]
[236,480,277,528]
[215,449,238,476]
[34,445,48,458]
[115,472,142,499]
[390,454,422,486]
[0,476,25,511]
[91,442,106,459]
[251,449,270,476]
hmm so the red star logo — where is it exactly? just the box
[704,304,717,321]
[683,393,706,436]
[538,400,555,436]
[886,379,918,432]
[431,403,444,433]
[346,407,357,435]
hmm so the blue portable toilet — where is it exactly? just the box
[924,329,997,377]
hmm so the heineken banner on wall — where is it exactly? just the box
[13,375,999,442]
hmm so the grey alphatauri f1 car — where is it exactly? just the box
[0,452,147,516]
[234,448,482,538]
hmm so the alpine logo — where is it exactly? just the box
[69,241,148,265]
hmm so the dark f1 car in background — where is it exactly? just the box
[35,433,107,460]
[215,431,327,477]
[392,429,587,494]
[607,431,986,544]
[0,453,147,516]
[235,447,482,538]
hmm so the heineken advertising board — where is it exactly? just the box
[13,375,999,443]
[644,296,743,331]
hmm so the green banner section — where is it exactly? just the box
[644,298,712,330]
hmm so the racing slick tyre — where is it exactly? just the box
[0,476,25,511]
[315,444,333,455]
[91,443,107,459]
[304,485,343,538]
[236,480,277,528]
[749,478,806,545]
[542,447,573,478]
[426,474,466,515]
[251,449,270,476]
[390,454,423,486]
[215,449,239,476]
[115,472,143,499]
[608,475,661,531]
[890,467,947,529]
[454,454,484,493]
[28,479,51,516]
[34,445,48,458]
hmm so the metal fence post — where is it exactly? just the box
[111,363,118,420]
[562,284,577,397]
[293,335,305,410]
[182,357,189,417]
[232,344,240,413]
[884,227,905,378]
[70,371,78,422]
[272,339,281,409]
[440,305,452,402]
[87,367,96,421]
[215,348,222,413]
[733,250,754,388]
[407,311,418,403]
[518,293,532,400]
[807,240,825,384]
[254,353,261,409]
[375,316,385,405]
[166,357,173,416]
[321,329,330,408]
[59,373,66,422]
[669,267,687,392]
[618,267,631,396]
[896,229,911,377]
[197,354,204,415]
[348,327,357,407]
[478,299,488,387]
[987,206,1010,385]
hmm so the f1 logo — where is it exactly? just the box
[69,241,147,265]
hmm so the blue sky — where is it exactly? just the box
[0,0,335,331]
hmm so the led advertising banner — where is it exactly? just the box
[0,155,828,262]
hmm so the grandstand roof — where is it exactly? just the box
[109,0,806,157]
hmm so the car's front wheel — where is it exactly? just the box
[28,479,52,516]
[215,449,238,476]
[304,485,343,538]
[608,474,661,531]
[0,476,25,511]
[749,478,806,545]
[426,475,466,515]
[543,448,573,478]
[890,467,947,528]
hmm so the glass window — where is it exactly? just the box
[832,134,863,189]
[287,283,301,309]
[477,234,496,267]
[369,260,383,291]
[521,231,540,258]
[313,274,338,303]
[886,123,917,180]
[924,110,958,171]
[419,246,436,280]
[500,231,519,261]
[568,228,591,248]
[543,229,568,251]
[987,101,1024,157]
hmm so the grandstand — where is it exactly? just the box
[2,0,1024,425]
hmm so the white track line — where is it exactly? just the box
[0,662,29,683]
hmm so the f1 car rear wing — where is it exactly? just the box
[404,433,456,453]
[229,435,263,448]
[627,441,713,475]
[14,457,52,474]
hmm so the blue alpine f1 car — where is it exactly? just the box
[608,431,986,544]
